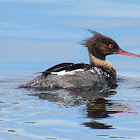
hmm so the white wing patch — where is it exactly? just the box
[50,65,110,78]
[51,69,84,75]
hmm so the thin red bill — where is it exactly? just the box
[116,49,140,57]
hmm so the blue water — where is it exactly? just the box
[0,0,140,140]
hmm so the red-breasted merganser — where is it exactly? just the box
[20,30,140,89]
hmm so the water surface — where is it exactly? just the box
[0,65,140,140]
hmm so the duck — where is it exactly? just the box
[20,30,140,89]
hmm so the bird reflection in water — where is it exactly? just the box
[83,97,137,129]
[28,88,135,129]
[28,88,114,106]
[84,98,114,129]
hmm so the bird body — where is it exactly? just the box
[20,30,140,89]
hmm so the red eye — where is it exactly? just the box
[108,44,113,49]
